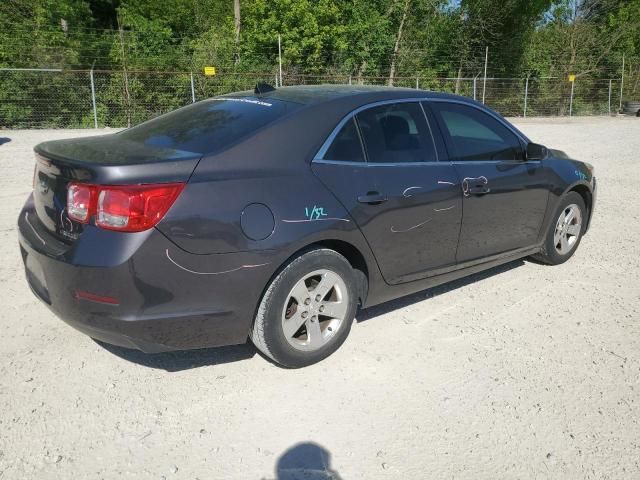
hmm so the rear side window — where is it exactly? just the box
[356,102,437,163]
[321,118,365,162]
[118,97,297,157]
[430,102,523,161]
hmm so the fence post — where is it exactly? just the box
[89,68,98,129]
[569,78,575,117]
[473,75,477,100]
[416,75,419,89]
[619,53,625,111]
[608,78,612,115]
[523,75,529,117]
[348,75,352,85]
[482,46,488,104]
[278,34,283,87]
[117,24,132,128]
[190,72,196,103]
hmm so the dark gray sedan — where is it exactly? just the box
[18,85,596,367]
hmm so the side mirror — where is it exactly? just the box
[526,142,548,161]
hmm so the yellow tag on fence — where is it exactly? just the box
[568,74,576,82]
[204,66,216,76]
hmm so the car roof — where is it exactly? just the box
[208,84,529,168]
[223,84,461,106]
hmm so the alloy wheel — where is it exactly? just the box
[281,269,349,351]
[553,203,582,255]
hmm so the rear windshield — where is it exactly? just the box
[118,97,297,155]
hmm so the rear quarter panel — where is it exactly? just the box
[155,101,384,293]
[158,168,361,254]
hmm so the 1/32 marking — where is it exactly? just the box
[305,205,328,220]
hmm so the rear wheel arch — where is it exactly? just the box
[258,239,370,316]
[310,239,369,306]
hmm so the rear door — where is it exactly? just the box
[312,100,462,285]
[426,100,549,262]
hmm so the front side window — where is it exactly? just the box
[356,102,437,163]
[321,118,365,162]
[430,102,523,161]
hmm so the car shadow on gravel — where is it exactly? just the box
[94,340,256,372]
[357,259,525,322]
[0,137,11,146]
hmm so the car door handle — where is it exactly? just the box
[357,192,388,205]
[468,185,491,195]
[462,177,490,196]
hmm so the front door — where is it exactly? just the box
[313,101,462,284]
[427,101,549,263]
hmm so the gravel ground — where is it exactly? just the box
[0,117,639,480]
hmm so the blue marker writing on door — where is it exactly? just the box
[305,206,328,220]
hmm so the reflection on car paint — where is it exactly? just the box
[24,212,45,245]
[390,217,432,233]
[222,97,273,107]
[402,186,423,197]
[433,205,455,212]
[165,248,269,275]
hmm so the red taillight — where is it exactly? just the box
[67,182,184,232]
[67,183,97,223]
[96,184,184,232]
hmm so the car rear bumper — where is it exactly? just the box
[18,194,278,353]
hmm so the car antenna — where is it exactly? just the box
[255,83,276,95]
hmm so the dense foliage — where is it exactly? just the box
[1,0,639,127]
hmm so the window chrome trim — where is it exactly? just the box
[313,159,368,166]
[450,160,541,165]
[353,115,369,163]
[313,96,531,165]
[314,159,444,167]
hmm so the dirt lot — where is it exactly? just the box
[1,117,639,479]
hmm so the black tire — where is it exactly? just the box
[532,191,587,265]
[623,101,640,116]
[250,248,358,368]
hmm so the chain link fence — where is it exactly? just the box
[0,68,628,129]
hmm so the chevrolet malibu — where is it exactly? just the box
[18,85,596,368]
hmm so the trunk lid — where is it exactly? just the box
[33,134,201,243]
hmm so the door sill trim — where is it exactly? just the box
[388,245,541,285]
